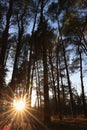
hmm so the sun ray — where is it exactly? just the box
[0,87,48,130]
[24,107,49,130]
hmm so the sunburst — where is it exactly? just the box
[0,87,48,130]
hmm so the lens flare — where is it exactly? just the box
[13,97,26,111]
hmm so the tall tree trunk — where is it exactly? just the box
[0,0,13,89]
[78,46,87,117]
[0,0,13,66]
[40,0,51,123]
[26,0,39,96]
[35,64,40,109]
[29,63,35,107]
[56,43,63,119]
[26,44,32,94]
[62,41,75,117]
[37,61,42,107]
[57,18,75,117]
[10,14,24,92]
[43,44,51,123]
[59,56,65,116]
[49,49,58,115]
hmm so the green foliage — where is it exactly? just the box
[62,13,80,36]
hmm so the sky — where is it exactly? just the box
[71,72,87,95]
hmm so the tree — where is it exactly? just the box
[31,0,54,123]
[78,46,87,117]
[0,0,13,90]
[0,0,13,68]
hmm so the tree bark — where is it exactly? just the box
[0,0,13,66]
[49,49,58,115]
[40,0,51,123]
[43,44,51,123]
[10,13,24,91]
[56,43,63,119]
[0,0,13,89]
[78,46,87,117]
[62,41,76,117]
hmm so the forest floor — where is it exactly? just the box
[0,115,87,130]
[49,117,87,130]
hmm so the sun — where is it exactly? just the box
[13,99,25,111]
[13,97,26,111]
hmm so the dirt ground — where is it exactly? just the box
[49,118,87,130]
